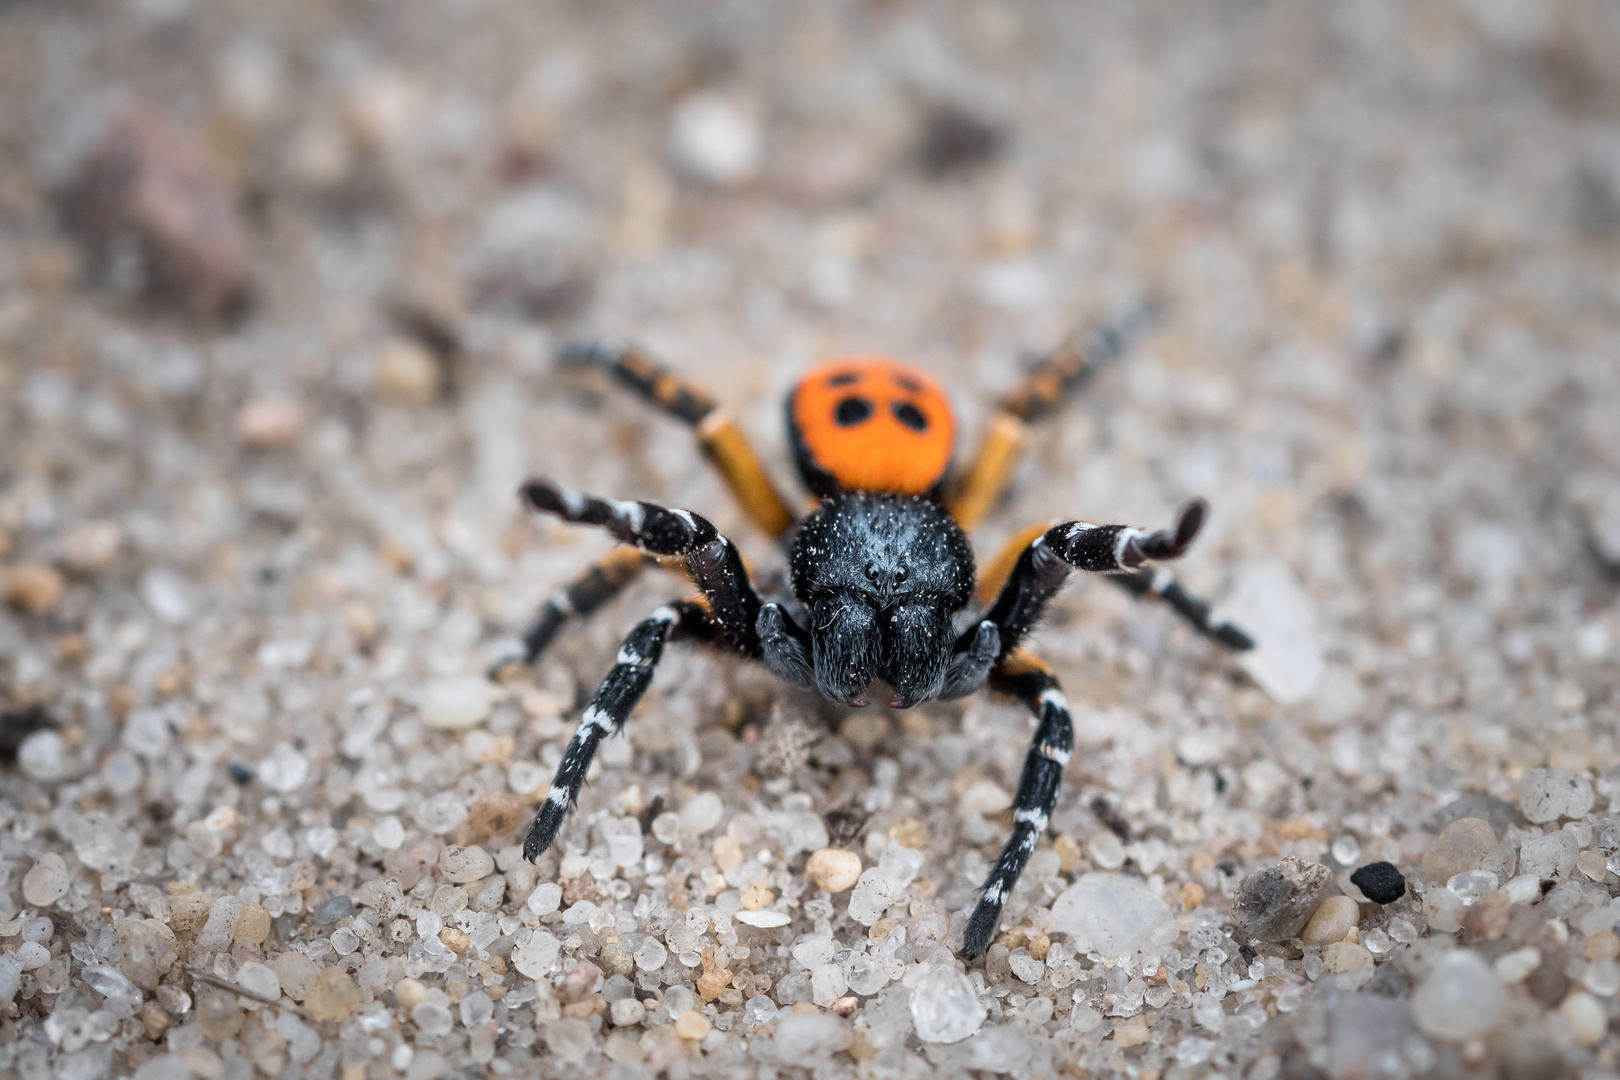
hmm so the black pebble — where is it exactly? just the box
[228,763,254,784]
[1350,861,1406,904]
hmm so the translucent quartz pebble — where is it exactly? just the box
[257,744,310,793]
[909,963,987,1043]
[1052,873,1171,954]
[682,792,724,834]
[82,965,137,999]
[1519,832,1577,880]
[1412,951,1506,1041]
[847,843,924,926]
[1446,870,1498,902]
[1224,561,1324,704]
[771,1010,852,1060]
[1422,818,1496,884]
[1519,768,1594,824]
[512,931,561,978]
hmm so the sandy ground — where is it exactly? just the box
[3,1,1620,1078]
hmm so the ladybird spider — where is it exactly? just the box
[501,306,1253,957]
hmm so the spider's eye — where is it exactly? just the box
[891,401,928,432]
[835,397,874,426]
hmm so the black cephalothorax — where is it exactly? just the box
[502,311,1254,958]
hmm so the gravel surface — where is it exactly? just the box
[3,2,1620,1078]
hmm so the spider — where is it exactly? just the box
[502,306,1253,958]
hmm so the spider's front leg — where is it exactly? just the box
[523,599,714,860]
[963,652,1073,957]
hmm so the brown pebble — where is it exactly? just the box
[557,959,602,1004]
[234,902,270,943]
[1027,934,1051,962]
[1180,881,1206,910]
[140,1001,170,1040]
[1054,835,1082,872]
[674,1009,712,1041]
[697,966,733,1002]
[740,882,775,911]
[561,994,606,1018]
[304,967,360,1022]
[58,521,122,574]
[373,339,441,403]
[1460,890,1512,941]
[67,104,255,320]
[468,792,526,839]
[168,890,214,933]
[196,989,245,1041]
[805,849,863,893]
[4,563,65,614]
[888,819,928,851]
[831,995,859,1016]
[236,398,304,448]
[563,877,600,906]
[439,927,471,952]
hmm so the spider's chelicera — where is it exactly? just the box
[501,308,1253,958]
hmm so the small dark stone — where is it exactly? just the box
[228,763,254,784]
[1349,861,1406,905]
[916,103,1004,178]
[313,895,352,924]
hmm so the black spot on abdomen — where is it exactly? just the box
[835,397,874,426]
[891,401,928,431]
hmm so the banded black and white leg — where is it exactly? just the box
[492,547,654,676]
[523,599,715,859]
[521,479,776,656]
[976,499,1214,656]
[963,653,1074,957]
[1110,568,1253,651]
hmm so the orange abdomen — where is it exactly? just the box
[788,357,955,497]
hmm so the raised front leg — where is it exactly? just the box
[963,651,1074,957]
[977,499,1209,658]
[521,480,768,656]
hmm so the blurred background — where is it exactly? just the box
[3,0,1620,1076]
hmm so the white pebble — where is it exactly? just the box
[438,845,495,883]
[682,792,724,834]
[511,931,560,978]
[373,816,405,849]
[1051,873,1171,955]
[527,882,562,917]
[1493,947,1541,984]
[910,963,987,1043]
[1412,950,1506,1041]
[420,678,496,731]
[257,744,310,793]
[1519,768,1595,824]
[236,961,281,1001]
[734,910,790,928]
[1561,990,1608,1046]
[1224,561,1324,705]
[668,92,762,186]
[140,567,195,625]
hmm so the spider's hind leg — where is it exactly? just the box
[492,547,654,677]
[560,341,798,537]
